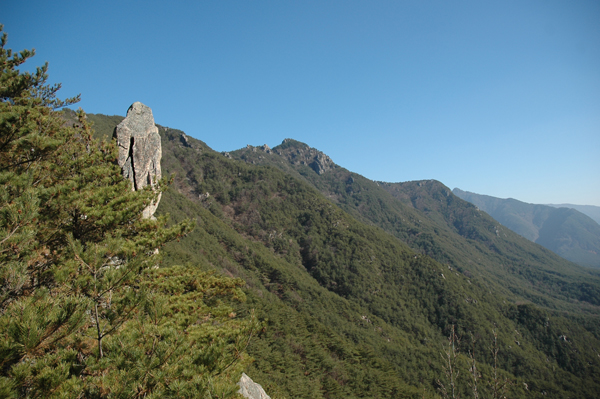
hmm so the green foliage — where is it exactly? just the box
[0,26,256,398]
[82,265,257,398]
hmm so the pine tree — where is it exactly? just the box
[0,25,257,398]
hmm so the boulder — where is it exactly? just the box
[114,102,162,218]
[237,373,270,399]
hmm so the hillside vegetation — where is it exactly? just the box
[84,118,600,398]
[232,141,600,311]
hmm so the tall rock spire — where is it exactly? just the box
[114,102,162,218]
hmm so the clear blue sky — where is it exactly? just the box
[4,1,600,205]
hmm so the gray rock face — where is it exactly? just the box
[237,373,270,399]
[114,102,162,218]
[179,133,192,148]
[309,152,334,175]
[275,139,336,175]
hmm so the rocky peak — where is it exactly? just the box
[232,138,337,175]
[114,102,162,218]
[274,139,336,175]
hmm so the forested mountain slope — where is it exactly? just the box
[232,140,600,313]
[85,113,600,398]
[453,189,600,269]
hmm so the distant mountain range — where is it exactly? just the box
[453,189,600,269]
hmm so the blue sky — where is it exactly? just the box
[4,1,600,205]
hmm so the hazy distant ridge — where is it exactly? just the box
[546,203,600,225]
[453,188,600,269]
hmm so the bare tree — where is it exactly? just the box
[438,325,461,399]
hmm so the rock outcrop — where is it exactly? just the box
[179,133,192,148]
[114,102,162,218]
[309,152,333,175]
[232,139,337,176]
[275,139,336,175]
[237,373,270,399]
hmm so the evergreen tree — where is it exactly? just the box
[0,25,257,398]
